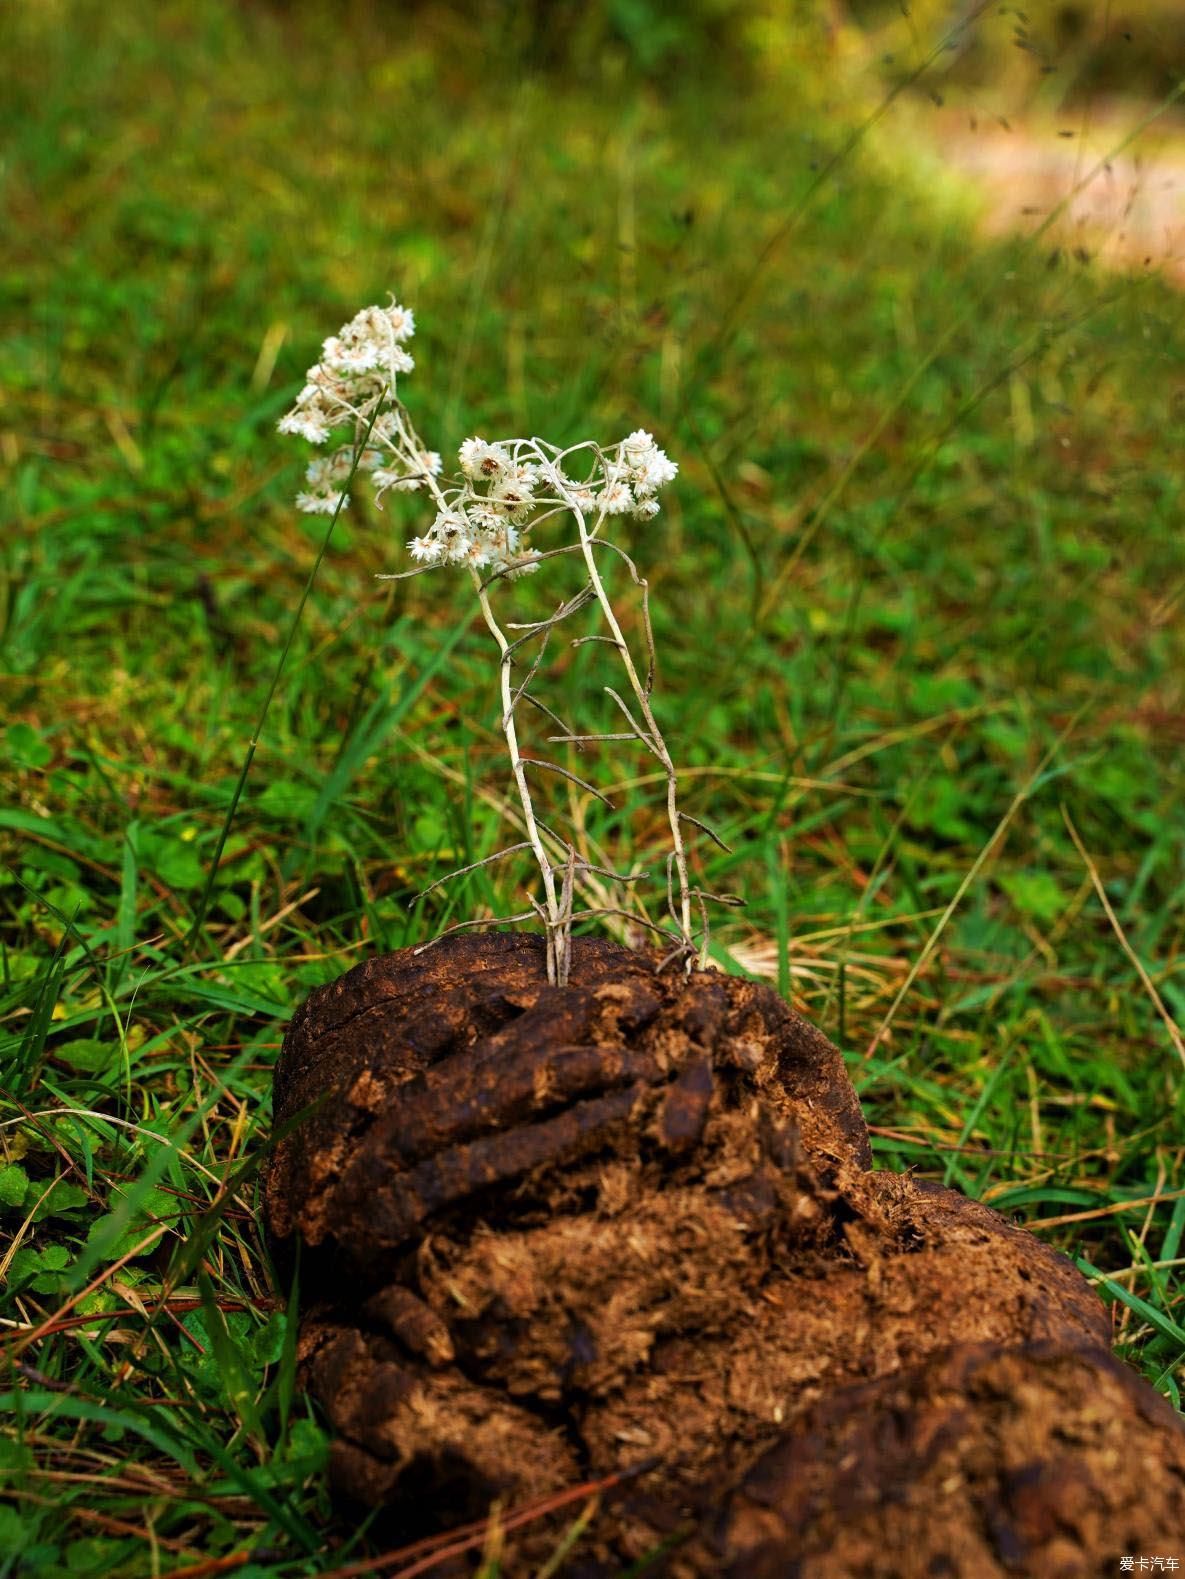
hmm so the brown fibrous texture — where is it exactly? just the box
[264,934,1183,1575]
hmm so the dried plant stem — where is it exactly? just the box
[569,503,696,961]
[394,403,574,983]
[474,578,567,984]
[369,409,699,977]
[282,308,707,982]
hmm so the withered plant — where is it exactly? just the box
[279,298,736,983]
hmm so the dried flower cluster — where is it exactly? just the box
[278,298,727,985]
[278,299,677,581]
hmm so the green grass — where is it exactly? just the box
[3,0,1185,1572]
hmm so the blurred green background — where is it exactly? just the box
[2,0,1184,1572]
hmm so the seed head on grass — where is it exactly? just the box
[279,298,733,985]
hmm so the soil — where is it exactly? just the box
[263,934,1185,1575]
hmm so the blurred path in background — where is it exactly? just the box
[937,108,1185,286]
[838,0,1185,289]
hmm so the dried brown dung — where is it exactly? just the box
[682,1341,1185,1579]
[264,934,1182,1574]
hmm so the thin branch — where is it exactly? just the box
[658,938,700,971]
[560,844,577,926]
[520,692,578,741]
[412,911,539,954]
[1063,806,1185,1074]
[567,907,682,943]
[473,579,564,981]
[504,586,595,633]
[525,758,616,808]
[582,536,658,696]
[577,863,646,883]
[679,810,732,853]
[694,888,711,967]
[478,538,587,590]
[508,634,552,712]
[376,565,437,582]
[548,732,641,745]
[408,844,533,906]
[506,614,561,663]
[571,635,625,651]
[603,687,662,761]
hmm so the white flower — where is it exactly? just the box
[278,408,331,444]
[429,510,474,564]
[281,301,680,592]
[295,489,349,515]
[476,462,536,522]
[459,438,510,482]
[322,335,382,377]
[372,449,442,499]
[623,428,655,459]
[633,448,678,495]
[469,506,511,541]
[597,478,635,515]
[465,538,496,569]
[371,411,404,443]
[373,466,409,495]
[444,534,474,564]
[616,430,678,498]
[320,305,416,384]
[385,301,415,342]
[562,482,599,513]
[491,486,534,522]
[408,534,443,563]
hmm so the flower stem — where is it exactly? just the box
[474,578,567,984]
[569,503,695,962]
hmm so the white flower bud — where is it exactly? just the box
[459,438,511,482]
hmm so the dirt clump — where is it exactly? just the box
[683,1340,1185,1578]
[264,933,1180,1573]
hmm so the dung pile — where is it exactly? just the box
[264,934,1185,1575]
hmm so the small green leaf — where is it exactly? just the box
[249,1310,287,1368]
[7,722,52,769]
[7,1249,42,1283]
[85,1186,175,1261]
[31,1180,89,1219]
[197,1273,265,1443]
[999,871,1065,924]
[0,1163,30,1208]
[51,1038,117,1075]
[0,1504,30,1551]
[281,1416,329,1469]
[256,779,320,822]
[138,827,206,891]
